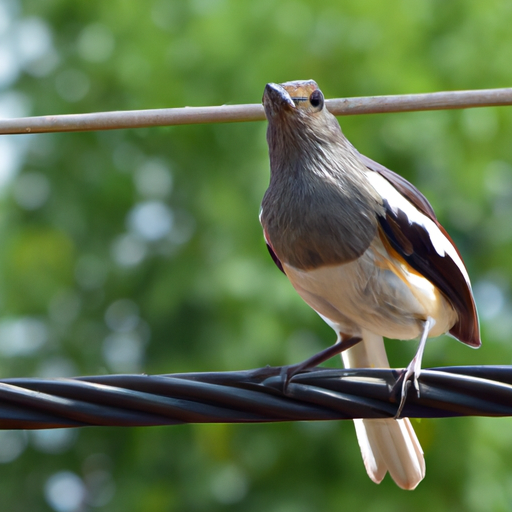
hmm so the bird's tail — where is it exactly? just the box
[341,330,425,490]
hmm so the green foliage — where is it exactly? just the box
[0,0,512,509]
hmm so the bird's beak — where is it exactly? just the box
[263,83,296,118]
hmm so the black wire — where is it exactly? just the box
[1,365,512,430]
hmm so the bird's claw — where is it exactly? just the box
[394,358,421,418]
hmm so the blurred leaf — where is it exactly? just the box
[1,0,512,509]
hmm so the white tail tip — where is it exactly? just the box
[353,417,425,490]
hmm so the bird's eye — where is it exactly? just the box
[309,90,324,110]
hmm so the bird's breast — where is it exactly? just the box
[282,234,457,341]
[261,173,379,270]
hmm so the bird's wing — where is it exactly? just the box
[358,152,437,221]
[364,169,480,348]
[262,224,286,274]
[266,242,286,274]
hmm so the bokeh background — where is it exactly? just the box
[1,0,512,510]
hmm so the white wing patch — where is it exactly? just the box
[365,171,470,284]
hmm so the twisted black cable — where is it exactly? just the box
[0,365,511,429]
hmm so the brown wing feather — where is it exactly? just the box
[359,150,480,346]
[358,152,437,221]
[378,200,480,347]
[262,225,286,275]
[266,242,285,274]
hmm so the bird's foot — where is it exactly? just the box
[394,355,422,418]
[280,335,362,394]
[394,317,434,418]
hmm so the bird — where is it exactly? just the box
[259,79,480,490]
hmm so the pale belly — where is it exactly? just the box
[282,236,457,341]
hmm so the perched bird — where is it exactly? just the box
[260,80,480,490]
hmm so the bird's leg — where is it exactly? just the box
[395,316,435,418]
[281,333,362,388]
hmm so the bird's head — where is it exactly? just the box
[262,80,343,155]
[263,80,325,118]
